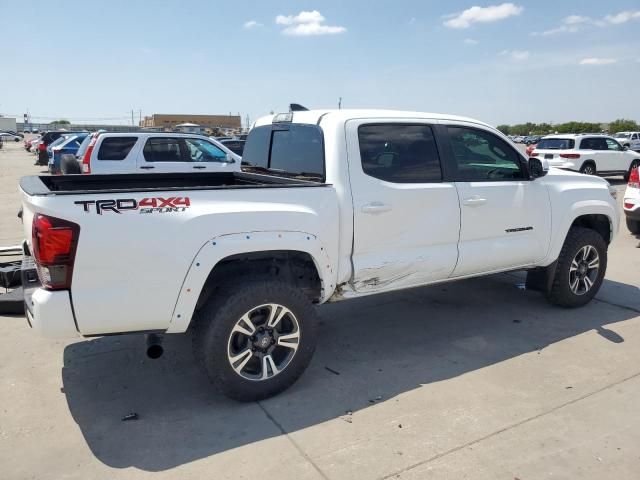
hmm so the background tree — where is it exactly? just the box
[608,119,639,133]
[50,119,70,125]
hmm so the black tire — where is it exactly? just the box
[579,162,596,175]
[627,217,640,235]
[546,227,607,308]
[61,154,81,174]
[192,278,318,401]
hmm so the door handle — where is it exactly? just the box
[193,165,206,169]
[462,196,487,207]
[140,165,155,170]
[361,202,392,214]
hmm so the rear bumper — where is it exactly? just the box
[25,288,80,338]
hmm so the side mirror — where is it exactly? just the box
[226,153,235,162]
[529,157,549,179]
[623,146,629,151]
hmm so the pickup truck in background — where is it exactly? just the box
[61,132,240,175]
[20,109,620,401]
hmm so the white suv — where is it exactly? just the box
[532,134,640,180]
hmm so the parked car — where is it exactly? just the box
[526,142,537,157]
[36,131,85,166]
[623,166,639,234]
[73,132,240,174]
[24,136,41,152]
[20,109,620,401]
[531,134,640,180]
[0,132,22,142]
[217,138,246,156]
[48,133,88,174]
[614,132,640,152]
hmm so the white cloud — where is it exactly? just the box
[534,10,640,36]
[243,20,263,29]
[564,15,590,25]
[464,38,479,45]
[409,17,416,25]
[275,10,346,36]
[276,10,325,26]
[580,57,618,65]
[604,10,640,24]
[500,49,530,61]
[444,3,523,29]
[532,14,591,36]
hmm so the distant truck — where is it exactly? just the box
[613,132,640,152]
[0,117,17,132]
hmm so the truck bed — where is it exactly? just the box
[20,171,327,196]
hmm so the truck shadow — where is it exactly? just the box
[61,273,638,471]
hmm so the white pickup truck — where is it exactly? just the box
[20,109,620,401]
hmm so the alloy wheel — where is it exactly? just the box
[569,245,600,295]
[227,303,300,381]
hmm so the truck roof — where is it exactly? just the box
[254,109,494,130]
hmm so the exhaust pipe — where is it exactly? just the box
[146,333,164,359]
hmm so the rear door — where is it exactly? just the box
[442,123,551,276]
[137,137,191,173]
[346,119,461,293]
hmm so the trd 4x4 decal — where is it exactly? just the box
[75,197,191,215]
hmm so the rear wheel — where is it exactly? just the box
[61,154,81,174]
[580,162,596,175]
[546,227,607,308]
[627,218,640,235]
[192,278,318,401]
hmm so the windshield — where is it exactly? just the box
[614,133,630,139]
[536,138,575,150]
[242,124,325,182]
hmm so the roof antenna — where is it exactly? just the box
[289,103,309,112]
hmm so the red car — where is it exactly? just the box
[526,143,537,156]
[24,136,41,152]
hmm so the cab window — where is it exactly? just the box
[446,126,525,181]
[184,138,229,162]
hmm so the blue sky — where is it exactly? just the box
[2,1,639,126]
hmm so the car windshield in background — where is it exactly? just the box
[614,133,630,139]
[536,138,575,150]
[241,124,324,182]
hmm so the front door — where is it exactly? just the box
[442,124,551,277]
[346,120,460,293]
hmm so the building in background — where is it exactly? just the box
[140,114,241,133]
[0,117,18,132]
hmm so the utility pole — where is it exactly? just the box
[139,109,142,125]
[338,97,342,109]
[131,110,134,126]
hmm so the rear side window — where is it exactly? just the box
[143,137,183,162]
[579,137,607,150]
[98,137,137,160]
[358,124,442,183]
[242,124,324,181]
[536,138,575,150]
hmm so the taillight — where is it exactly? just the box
[624,202,634,209]
[82,136,97,173]
[530,152,539,157]
[32,214,80,290]
[560,153,581,159]
[38,142,46,152]
[629,167,639,189]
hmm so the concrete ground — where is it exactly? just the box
[1,138,639,479]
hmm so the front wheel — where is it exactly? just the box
[192,278,318,401]
[546,227,607,308]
